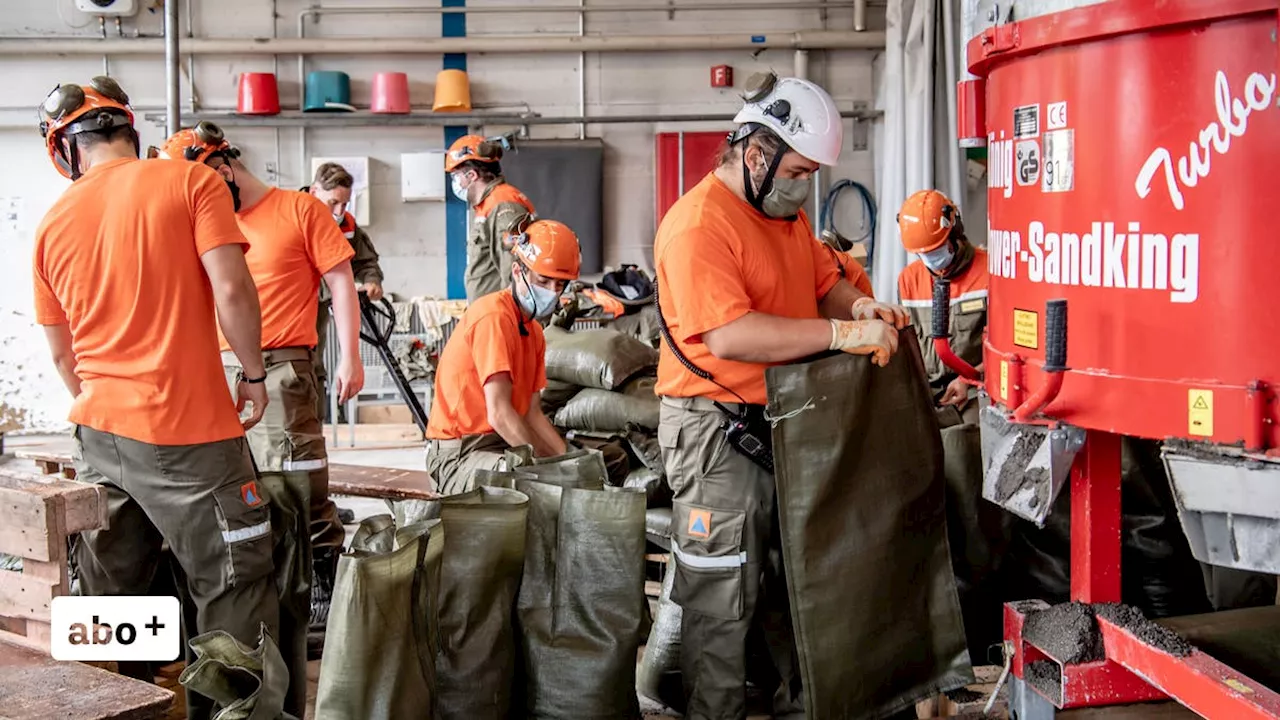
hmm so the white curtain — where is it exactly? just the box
[872,0,965,302]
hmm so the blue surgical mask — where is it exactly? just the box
[515,276,560,321]
[920,244,955,272]
[450,174,469,203]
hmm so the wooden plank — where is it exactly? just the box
[25,559,69,597]
[0,628,46,654]
[0,487,55,561]
[329,463,438,501]
[0,471,105,535]
[0,639,174,720]
[0,570,58,622]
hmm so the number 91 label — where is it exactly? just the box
[1041,129,1075,193]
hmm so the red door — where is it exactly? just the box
[654,131,726,224]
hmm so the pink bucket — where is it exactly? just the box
[371,72,411,114]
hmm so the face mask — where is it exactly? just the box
[745,151,811,219]
[514,273,560,321]
[450,174,469,203]
[226,179,242,212]
[920,244,955,272]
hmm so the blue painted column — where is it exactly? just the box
[443,0,467,299]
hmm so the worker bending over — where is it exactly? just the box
[426,219,581,495]
[34,78,277,716]
[896,189,988,422]
[654,72,909,719]
[303,161,385,420]
[445,134,537,301]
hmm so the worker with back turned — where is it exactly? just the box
[445,134,537,301]
[425,219,581,495]
[896,189,988,423]
[303,161,385,421]
[653,71,909,718]
[160,122,365,715]
[33,78,278,719]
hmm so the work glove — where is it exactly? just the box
[852,296,911,329]
[829,318,899,367]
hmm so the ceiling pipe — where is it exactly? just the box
[298,2,864,20]
[0,31,886,56]
[163,0,179,137]
[139,109,882,128]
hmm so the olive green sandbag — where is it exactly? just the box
[503,445,609,489]
[544,326,658,390]
[314,516,443,720]
[434,486,530,720]
[553,376,660,432]
[178,623,295,720]
[505,450,649,719]
[765,333,973,720]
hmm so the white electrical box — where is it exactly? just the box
[401,151,447,202]
[75,0,138,16]
[310,156,371,225]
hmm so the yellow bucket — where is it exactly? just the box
[433,69,472,113]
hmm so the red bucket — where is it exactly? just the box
[237,73,281,115]
[371,72,411,114]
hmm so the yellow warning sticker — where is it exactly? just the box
[1188,389,1213,437]
[1000,360,1009,402]
[959,299,986,313]
[1013,309,1039,349]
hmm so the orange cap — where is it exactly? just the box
[445,134,502,173]
[158,121,235,164]
[897,189,959,253]
[39,77,135,179]
[512,219,581,281]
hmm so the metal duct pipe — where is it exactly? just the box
[164,0,179,136]
[941,0,963,210]
[0,31,886,56]
[139,109,882,128]
[299,2,857,21]
[854,0,867,30]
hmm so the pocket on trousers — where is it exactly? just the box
[212,481,275,587]
[670,500,747,621]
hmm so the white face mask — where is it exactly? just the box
[450,173,470,203]
[920,244,955,272]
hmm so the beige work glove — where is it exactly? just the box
[851,296,911,329]
[829,318,900,367]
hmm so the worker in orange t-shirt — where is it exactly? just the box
[819,234,875,297]
[653,72,910,717]
[445,135,537,301]
[32,78,279,710]
[896,189,988,423]
[161,122,363,709]
[425,219,581,495]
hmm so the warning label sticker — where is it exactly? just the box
[1042,129,1075,193]
[1013,309,1039,349]
[1015,140,1040,186]
[1013,104,1040,138]
[1188,389,1214,437]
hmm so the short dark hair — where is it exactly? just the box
[718,124,787,168]
[457,159,500,183]
[72,123,138,154]
[313,162,354,190]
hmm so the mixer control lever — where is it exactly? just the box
[930,277,951,339]
[1044,299,1068,372]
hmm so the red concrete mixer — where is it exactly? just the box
[948,1,1280,717]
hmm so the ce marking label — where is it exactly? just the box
[1046,101,1068,130]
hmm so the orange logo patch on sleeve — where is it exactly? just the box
[241,481,263,507]
[687,509,712,539]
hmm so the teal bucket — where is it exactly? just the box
[304,71,355,112]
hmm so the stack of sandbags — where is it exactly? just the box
[541,326,670,507]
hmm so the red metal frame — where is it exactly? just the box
[1070,432,1121,604]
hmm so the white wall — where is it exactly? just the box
[0,0,884,431]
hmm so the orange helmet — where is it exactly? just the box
[158,121,237,164]
[897,189,960,253]
[38,76,135,180]
[512,219,581,281]
[444,134,503,173]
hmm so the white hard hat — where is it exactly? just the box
[732,73,843,166]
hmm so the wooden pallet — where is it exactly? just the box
[0,470,106,654]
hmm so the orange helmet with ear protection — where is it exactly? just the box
[158,121,238,164]
[511,219,581,281]
[897,189,960,253]
[445,134,503,173]
[38,76,135,180]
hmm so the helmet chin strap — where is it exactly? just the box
[741,143,786,214]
